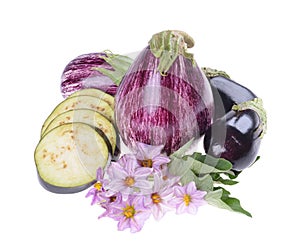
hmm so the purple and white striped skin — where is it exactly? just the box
[61,52,133,98]
[115,32,214,155]
[61,53,118,97]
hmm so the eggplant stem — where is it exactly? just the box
[201,67,231,79]
[93,51,133,85]
[232,98,267,138]
[149,30,195,75]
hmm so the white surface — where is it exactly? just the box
[1,0,299,242]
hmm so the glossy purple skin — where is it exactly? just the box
[61,53,118,97]
[204,109,262,171]
[207,75,257,121]
[115,47,214,155]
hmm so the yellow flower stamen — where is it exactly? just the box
[138,159,153,168]
[94,181,102,191]
[124,176,135,186]
[123,204,135,218]
[183,194,191,206]
[151,193,161,204]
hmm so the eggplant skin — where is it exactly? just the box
[204,109,262,171]
[115,47,214,155]
[61,53,117,97]
[208,76,257,120]
[37,172,95,194]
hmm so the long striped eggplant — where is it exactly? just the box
[61,51,133,97]
[115,30,214,155]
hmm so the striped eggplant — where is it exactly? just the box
[115,30,214,155]
[61,51,133,97]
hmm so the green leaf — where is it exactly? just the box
[211,173,239,185]
[217,178,239,185]
[185,155,232,176]
[168,156,193,179]
[180,170,197,185]
[168,139,195,178]
[227,170,242,179]
[170,138,194,159]
[196,174,214,191]
[187,152,232,172]
[206,187,252,217]
[205,189,232,211]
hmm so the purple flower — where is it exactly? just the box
[172,181,206,215]
[86,167,109,205]
[134,142,170,171]
[98,192,123,219]
[106,154,153,198]
[107,195,151,233]
[146,173,176,220]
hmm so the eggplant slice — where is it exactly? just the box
[41,95,114,136]
[68,88,115,109]
[42,108,116,154]
[35,123,109,193]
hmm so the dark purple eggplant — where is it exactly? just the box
[202,67,257,121]
[61,52,133,97]
[115,30,214,155]
[204,98,267,171]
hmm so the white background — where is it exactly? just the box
[1,0,299,242]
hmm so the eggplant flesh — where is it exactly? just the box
[208,76,257,120]
[204,109,262,171]
[35,123,109,193]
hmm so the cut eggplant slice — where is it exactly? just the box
[42,109,117,154]
[41,95,114,136]
[68,88,115,109]
[35,123,109,193]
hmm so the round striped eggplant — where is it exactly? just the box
[115,30,214,155]
[204,98,267,171]
[202,67,257,121]
[61,52,133,97]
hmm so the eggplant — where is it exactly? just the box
[204,97,267,171]
[42,108,117,154]
[61,52,133,97]
[34,123,110,193]
[115,30,214,155]
[202,67,257,120]
[68,88,115,109]
[40,95,114,136]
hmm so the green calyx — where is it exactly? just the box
[232,98,267,138]
[92,50,133,85]
[201,67,231,79]
[149,30,195,75]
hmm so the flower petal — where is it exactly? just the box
[117,217,130,231]
[129,218,143,233]
[134,167,152,177]
[108,162,128,180]
[186,181,197,195]
[106,180,126,193]
[187,203,198,215]
[134,180,153,191]
[123,155,139,174]
[135,142,165,160]
[96,167,104,181]
[152,155,170,167]
[173,185,185,197]
[176,202,187,214]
